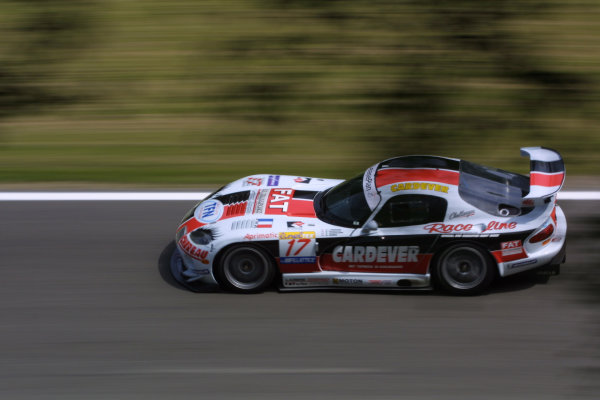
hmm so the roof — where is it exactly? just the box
[375,156,461,189]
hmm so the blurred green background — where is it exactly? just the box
[1,0,598,186]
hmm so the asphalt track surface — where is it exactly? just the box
[1,200,598,399]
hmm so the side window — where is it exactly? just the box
[374,194,447,228]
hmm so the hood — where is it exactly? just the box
[219,174,343,194]
[180,175,343,232]
[214,175,342,219]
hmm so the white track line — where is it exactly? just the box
[120,367,381,375]
[0,192,211,201]
[557,191,600,200]
[0,191,598,201]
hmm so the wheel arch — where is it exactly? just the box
[212,241,281,287]
[429,240,499,288]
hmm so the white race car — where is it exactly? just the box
[171,147,566,295]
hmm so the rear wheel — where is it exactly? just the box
[216,245,275,293]
[434,244,495,295]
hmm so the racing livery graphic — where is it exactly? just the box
[171,147,567,295]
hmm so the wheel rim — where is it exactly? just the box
[222,247,271,290]
[440,247,488,290]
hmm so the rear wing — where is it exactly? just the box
[521,147,565,199]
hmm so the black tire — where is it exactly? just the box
[216,245,275,293]
[433,244,495,295]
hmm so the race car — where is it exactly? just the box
[171,146,566,295]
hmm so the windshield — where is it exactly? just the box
[316,174,372,228]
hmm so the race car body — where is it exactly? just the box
[172,146,566,295]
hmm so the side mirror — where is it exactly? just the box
[361,220,378,234]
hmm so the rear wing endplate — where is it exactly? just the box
[521,147,565,199]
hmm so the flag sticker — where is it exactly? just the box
[256,218,273,228]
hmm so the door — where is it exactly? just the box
[319,194,447,274]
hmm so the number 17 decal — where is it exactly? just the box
[278,232,317,264]
[285,238,311,257]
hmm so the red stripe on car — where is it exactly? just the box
[530,172,564,187]
[491,249,527,263]
[376,169,460,188]
[177,218,205,234]
[319,253,432,275]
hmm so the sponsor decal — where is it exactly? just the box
[321,249,431,274]
[287,221,304,228]
[484,221,517,231]
[448,210,475,220]
[263,188,316,218]
[244,232,278,240]
[363,164,380,210]
[231,219,256,230]
[178,236,210,264]
[333,278,363,285]
[507,258,538,269]
[253,189,269,214]
[425,221,517,233]
[332,245,419,264]
[244,177,263,186]
[268,188,293,213]
[267,175,280,186]
[231,219,272,229]
[284,277,309,287]
[194,199,224,223]
[501,240,523,256]
[294,177,312,184]
[256,218,273,228]
[493,240,527,263]
[321,228,344,237]
[279,231,316,239]
[391,182,448,194]
[424,223,473,233]
[442,234,499,238]
[280,256,317,264]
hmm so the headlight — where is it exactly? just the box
[189,228,213,245]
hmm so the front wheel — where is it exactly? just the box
[216,245,276,293]
[433,244,495,295]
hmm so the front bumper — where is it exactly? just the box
[170,247,217,290]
